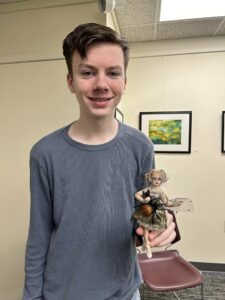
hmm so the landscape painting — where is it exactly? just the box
[139,111,192,153]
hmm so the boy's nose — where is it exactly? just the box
[93,74,109,91]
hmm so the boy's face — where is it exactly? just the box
[67,43,126,120]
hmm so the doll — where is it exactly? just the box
[133,169,183,258]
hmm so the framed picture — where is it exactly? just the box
[139,111,192,153]
[222,111,225,153]
[115,108,124,123]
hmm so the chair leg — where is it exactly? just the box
[173,292,180,300]
[173,284,203,300]
[201,283,204,300]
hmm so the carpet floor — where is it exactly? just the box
[140,271,225,300]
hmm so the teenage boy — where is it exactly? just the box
[22,23,178,300]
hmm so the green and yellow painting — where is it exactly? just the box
[149,119,182,145]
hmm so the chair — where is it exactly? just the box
[138,249,204,300]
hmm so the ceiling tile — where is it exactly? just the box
[115,0,157,26]
[156,18,223,40]
[120,24,155,42]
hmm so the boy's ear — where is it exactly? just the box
[122,77,127,94]
[67,73,76,93]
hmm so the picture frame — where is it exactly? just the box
[139,111,192,153]
[222,111,225,153]
[115,108,124,123]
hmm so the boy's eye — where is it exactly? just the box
[108,71,121,78]
[80,70,95,78]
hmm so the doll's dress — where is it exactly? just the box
[132,188,167,231]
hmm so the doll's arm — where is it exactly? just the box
[159,190,181,207]
[157,188,184,208]
[135,188,150,203]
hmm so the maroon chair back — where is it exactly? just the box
[138,249,203,292]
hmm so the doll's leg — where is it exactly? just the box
[143,228,152,258]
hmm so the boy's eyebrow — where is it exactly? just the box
[78,63,122,70]
[78,63,95,69]
[108,66,123,70]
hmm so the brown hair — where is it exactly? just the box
[63,23,129,75]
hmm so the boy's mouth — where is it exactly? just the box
[88,97,112,102]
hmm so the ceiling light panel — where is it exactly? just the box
[160,0,225,21]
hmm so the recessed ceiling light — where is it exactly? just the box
[160,0,225,21]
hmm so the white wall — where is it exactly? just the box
[124,38,225,263]
[0,2,105,299]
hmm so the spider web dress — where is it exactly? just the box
[132,189,167,231]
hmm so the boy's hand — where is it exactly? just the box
[136,211,176,247]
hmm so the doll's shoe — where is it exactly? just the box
[141,244,152,258]
[146,248,152,258]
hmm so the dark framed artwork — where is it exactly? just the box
[222,111,225,153]
[139,111,192,153]
[115,108,124,123]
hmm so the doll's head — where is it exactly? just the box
[147,169,167,188]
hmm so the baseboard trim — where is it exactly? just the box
[190,262,225,272]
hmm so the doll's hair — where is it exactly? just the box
[147,169,168,183]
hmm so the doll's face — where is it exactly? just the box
[150,173,162,187]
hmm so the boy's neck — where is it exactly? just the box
[68,115,119,145]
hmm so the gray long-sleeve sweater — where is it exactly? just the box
[22,122,155,300]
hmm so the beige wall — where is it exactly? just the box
[106,11,124,111]
[0,1,105,299]
[124,38,225,263]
